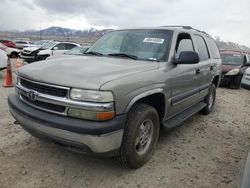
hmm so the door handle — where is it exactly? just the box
[196,69,201,75]
[210,65,214,71]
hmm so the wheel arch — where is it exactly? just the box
[212,75,220,87]
[124,88,167,121]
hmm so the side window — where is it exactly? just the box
[194,35,209,60]
[65,43,77,50]
[175,33,194,59]
[206,37,220,59]
[54,43,65,50]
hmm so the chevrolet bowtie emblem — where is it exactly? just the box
[27,90,38,101]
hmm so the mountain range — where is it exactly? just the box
[24,26,111,37]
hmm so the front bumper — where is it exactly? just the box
[220,74,240,86]
[8,94,126,155]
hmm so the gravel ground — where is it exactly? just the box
[0,71,250,188]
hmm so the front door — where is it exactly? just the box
[168,32,201,117]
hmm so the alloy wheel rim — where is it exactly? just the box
[134,119,154,156]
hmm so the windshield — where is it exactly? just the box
[64,46,89,55]
[86,30,172,62]
[35,40,47,45]
[221,54,242,65]
[40,42,56,49]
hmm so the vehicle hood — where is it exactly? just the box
[17,56,160,90]
[37,49,51,55]
[245,67,250,74]
[46,54,73,60]
[22,46,40,53]
[222,64,241,73]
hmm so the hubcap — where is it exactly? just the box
[135,119,154,156]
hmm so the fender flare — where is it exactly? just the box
[124,88,165,113]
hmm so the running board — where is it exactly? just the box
[162,102,206,129]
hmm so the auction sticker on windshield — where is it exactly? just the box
[143,38,165,44]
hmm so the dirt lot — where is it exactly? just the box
[0,71,249,188]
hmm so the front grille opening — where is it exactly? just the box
[20,79,67,97]
[21,94,66,113]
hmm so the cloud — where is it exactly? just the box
[0,0,250,46]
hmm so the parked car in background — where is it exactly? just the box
[0,49,7,70]
[220,50,250,89]
[21,41,80,62]
[15,40,34,49]
[241,67,250,90]
[0,43,21,58]
[30,40,52,48]
[241,151,250,188]
[46,46,90,60]
[0,39,16,48]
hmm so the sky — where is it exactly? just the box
[0,0,250,46]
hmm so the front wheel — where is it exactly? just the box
[119,103,160,169]
[200,84,216,115]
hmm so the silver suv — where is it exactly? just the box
[8,26,221,168]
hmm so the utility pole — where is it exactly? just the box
[39,27,42,40]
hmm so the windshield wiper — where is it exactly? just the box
[107,53,138,60]
[84,51,103,56]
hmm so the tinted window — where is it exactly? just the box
[65,43,77,50]
[54,43,66,50]
[205,37,220,59]
[16,41,27,44]
[194,35,209,60]
[175,33,194,59]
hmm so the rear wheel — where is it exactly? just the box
[200,84,216,115]
[119,103,160,169]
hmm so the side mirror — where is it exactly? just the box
[174,51,200,64]
[245,62,250,66]
[53,47,58,50]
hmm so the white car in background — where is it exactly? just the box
[15,40,34,49]
[21,41,80,63]
[46,46,90,60]
[241,67,250,90]
[0,42,21,58]
[0,49,7,70]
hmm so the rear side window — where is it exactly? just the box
[65,43,77,50]
[194,35,209,60]
[206,37,220,59]
[54,43,66,50]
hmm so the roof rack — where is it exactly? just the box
[161,25,209,35]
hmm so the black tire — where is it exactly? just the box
[10,52,19,58]
[229,75,242,89]
[200,84,216,115]
[119,103,160,169]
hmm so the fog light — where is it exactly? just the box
[68,108,115,121]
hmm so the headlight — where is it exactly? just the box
[225,69,240,76]
[70,89,114,102]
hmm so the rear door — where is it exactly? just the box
[192,34,212,100]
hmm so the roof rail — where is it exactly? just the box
[161,25,209,35]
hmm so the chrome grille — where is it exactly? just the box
[20,78,68,97]
[20,94,66,113]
